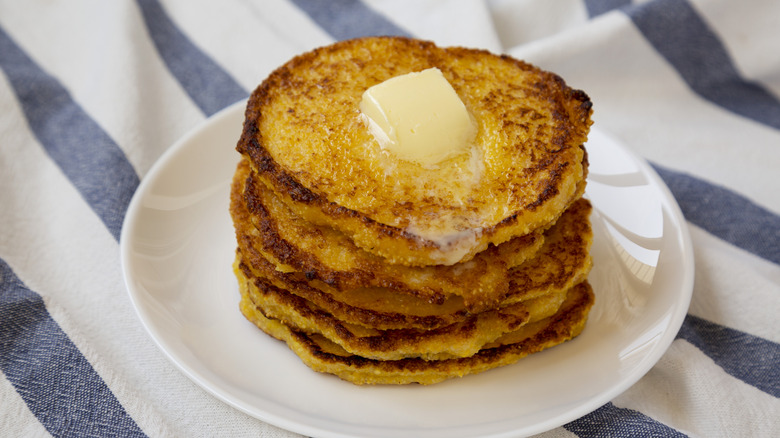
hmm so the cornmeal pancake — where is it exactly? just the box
[232,178,592,324]
[239,280,594,385]
[235,254,570,361]
[234,201,591,329]
[234,212,592,329]
[236,248,472,330]
[237,36,592,266]
[234,159,545,305]
[481,196,593,312]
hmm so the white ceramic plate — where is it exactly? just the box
[121,100,694,438]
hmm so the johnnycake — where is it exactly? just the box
[238,279,594,385]
[231,160,593,318]
[237,36,592,266]
[234,158,545,306]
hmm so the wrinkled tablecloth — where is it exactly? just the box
[1,0,778,437]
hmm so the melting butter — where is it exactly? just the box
[360,68,476,165]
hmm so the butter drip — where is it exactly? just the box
[360,68,477,165]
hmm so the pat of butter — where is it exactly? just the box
[360,68,476,165]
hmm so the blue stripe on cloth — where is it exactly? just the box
[677,314,780,398]
[564,402,688,437]
[136,0,248,116]
[584,0,631,18]
[290,0,412,40]
[0,26,139,242]
[626,0,780,131]
[652,163,780,265]
[0,259,147,437]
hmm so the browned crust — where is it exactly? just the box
[238,158,544,300]
[236,36,592,266]
[230,161,593,320]
[243,168,450,296]
[238,256,538,360]
[230,159,445,304]
[502,197,593,305]
[241,281,594,385]
[236,254,468,330]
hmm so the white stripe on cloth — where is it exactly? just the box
[535,426,580,438]
[687,225,780,343]
[0,375,51,438]
[488,0,590,51]
[613,340,780,437]
[364,0,504,52]
[160,0,332,92]
[689,0,780,98]
[0,0,205,177]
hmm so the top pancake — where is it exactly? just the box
[237,36,592,266]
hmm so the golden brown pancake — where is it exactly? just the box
[230,161,593,321]
[233,198,592,330]
[235,253,570,361]
[238,254,474,330]
[237,36,592,266]
[238,280,594,385]
[234,158,545,305]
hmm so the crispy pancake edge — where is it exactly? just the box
[237,255,535,361]
[239,280,594,385]
[235,252,576,361]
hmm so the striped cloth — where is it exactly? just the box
[1,0,777,436]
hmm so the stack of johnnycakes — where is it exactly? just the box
[230,36,595,385]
